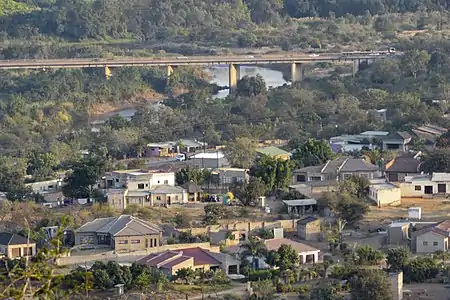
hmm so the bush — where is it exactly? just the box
[248,269,272,281]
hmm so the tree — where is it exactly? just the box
[349,270,393,300]
[175,167,206,185]
[236,75,267,97]
[107,114,130,130]
[435,131,450,148]
[250,156,294,191]
[309,282,344,300]
[292,139,334,168]
[400,50,430,78]
[203,204,228,225]
[340,175,370,198]
[176,268,196,285]
[27,151,58,181]
[62,155,107,199]
[421,149,450,173]
[356,245,384,265]
[403,256,440,283]
[231,177,266,206]
[93,269,114,290]
[223,137,257,168]
[386,248,411,272]
[335,193,369,225]
[240,237,268,270]
[266,244,299,272]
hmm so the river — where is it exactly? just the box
[93,66,287,123]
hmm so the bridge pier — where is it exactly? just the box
[229,64,241,94]
[352,60,360,77]
[105,66,112,79]
[290,63,304,83]
[167,65,174,77]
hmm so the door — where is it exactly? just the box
[167,196,171,205]
[438,184,447,193]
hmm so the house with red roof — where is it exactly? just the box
[137,247,240,276]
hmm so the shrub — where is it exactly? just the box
[248,269,272,281]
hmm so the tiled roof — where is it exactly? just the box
[339,158,378,172]
[264,238,320,253]
[138,251,180,267]
[434,220,450,235]
[0,232,32,245]
[176,248,221,265]
[75,215,162,236]
[385,156,420,173]
[181,181,202,193]
[150,185,185,194]
[160,256,192,268]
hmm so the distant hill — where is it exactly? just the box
[0,0,37,16]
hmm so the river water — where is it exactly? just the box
[94,66,287,122]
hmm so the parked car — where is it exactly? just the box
[175,153,186,161]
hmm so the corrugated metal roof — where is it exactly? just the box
[76,215,162,236]
[282,199,317,206]
[339,158,378,172]
[150,185,185,194]
[432,173,450,182]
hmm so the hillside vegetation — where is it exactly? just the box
[0,0,36,16]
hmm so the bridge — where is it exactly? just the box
[0,52,392,92]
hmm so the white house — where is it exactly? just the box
[369,182,401,207]
[399,173,450,198]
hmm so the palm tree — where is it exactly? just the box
[240,237,268,270]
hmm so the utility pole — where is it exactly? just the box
[85,261,89,298]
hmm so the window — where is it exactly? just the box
[309,176,322,181]
[119,240,128,244]
[342,174,352,180]
[296,175,306,182]
[157,181,160,184]
[175,195,179,200]
[156,196,161,201]
[116,178,119,183]
[145,184,148,187]
[138,183,144,189]
[359,173,369,179]
[131,240,140,244]
[423,241,428,246]
[433,242,439,246]
[415,186,421,191]
[164,180,168,184]
[48,185,54,189]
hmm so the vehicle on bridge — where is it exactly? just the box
[342,47,396,56]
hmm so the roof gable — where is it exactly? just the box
[76,215,162,236]
[0,232,31,245]
[339,158,378,172]
[385,157,420,173]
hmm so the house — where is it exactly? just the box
[74,215,163,252]
[292,157,379,185]
[104,169,175,190]
[225,238,320,268]
[411,124,447,146]
[265,238,320,264]
[385,152,422,182]
[411,220,450,253]
[368,181,401,207]
[190,152,229,168]
[256,146,290,160]
[296,217,321,241]
[329,131,411,153]
[181,181,202,202]
[25,178,63,194]
[0,232,36,258]
[381,132,412,152]
[144,139,206,157]
[288,181,339,198]
[105,169,187,209]
[282,199,317,215]
[368,108,387,122]
[399,173,450,198]
[137,247,240,276]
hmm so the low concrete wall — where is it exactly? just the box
[57,242,219,266]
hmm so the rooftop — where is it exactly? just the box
[385,155,421,174]
[370,183,399,190]
[191,152,224,159]
[181,181,202,193]
[0,232,33,245]
[360,131,389,136]
[432,173,450,182]
[264,238,320,253]
[256,146,290,157]
[297,216,319,225]
[282,199,317,206]
[150,185,185,194]
[339,158,378,172]
[75,215,162,237]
